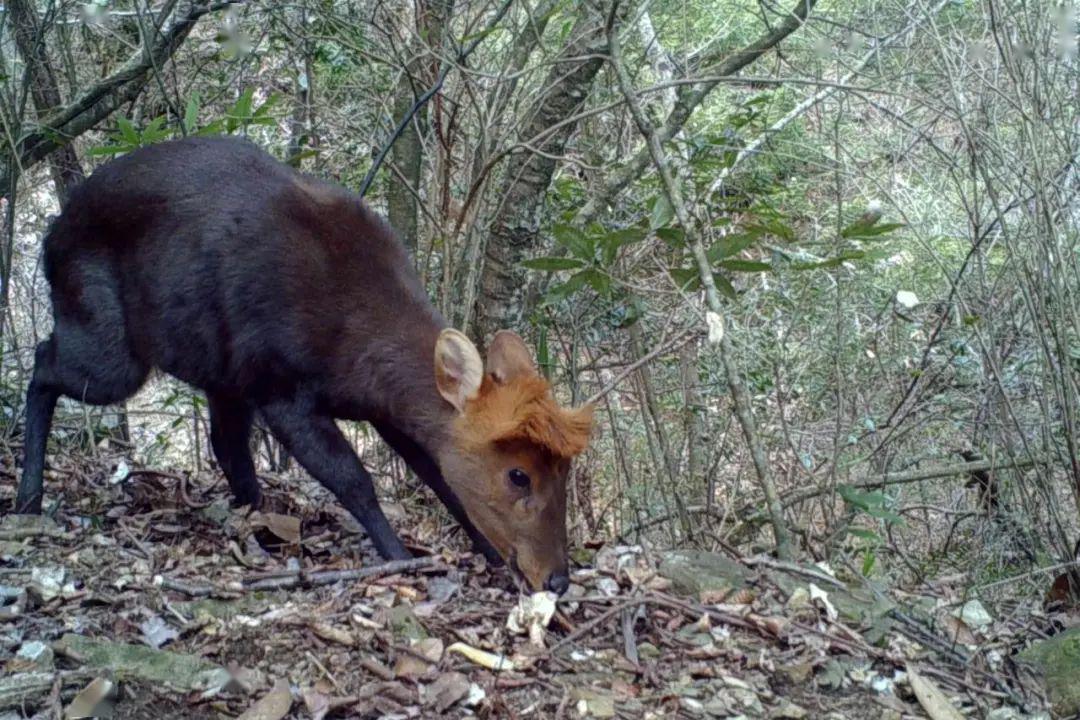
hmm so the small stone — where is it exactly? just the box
[16,641,54,670]
[1018,627,1080,716]
[464,683,486,707]
[571,688,616,718]
[778,662,813,684]
[139,615,179,649]
[424,672,470,713]
[772,700,807,719]
[385,604,427,641]
[596,577,620,597]
[657,551,749,600]
[30,566,75,602]
[786,587,811,611]
[636,642,661,659]
[955,599,993,629]
[198,499,231,526]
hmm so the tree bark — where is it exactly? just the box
[286,6,317,170]
[471,9,608,342]
[8,0,85,201]
[0,0,229,201]
[387,0,454,255]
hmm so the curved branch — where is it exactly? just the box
[576,0,819,224]
[1,1,237,199]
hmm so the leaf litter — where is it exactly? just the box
[0,456,1070,718]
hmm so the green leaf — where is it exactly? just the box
[718,259,770,272]
[847,528,881,542]
[609,295,645,328]
[194,119,225,136]
[183,93,200,133]
[86,144,131,157]
[861,549,876,576]
[141,116,170,143]
[650,195,674,230]
[520,257,586,271]
[669,268,699,290]
[714,273,737,299]
[578,268,611,296]
[226,88,255,132]
[842,219,904,240]
[552,224,593,260]
[864,506,904,524]
[544,268,593,304]
[655,227,685,248]
[745,219,795,242]
[537,326,551,380]
[837,485,904,525]
[600,227,646,265]
[838,486,888,510]
[707,233,755,261]
[235,87,255,117]
[250,92,281,126]
[789,251,866,270]
[669,268,736,299]
[116,117,139,145]
[286,148,320,166]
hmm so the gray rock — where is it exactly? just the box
[658,550,749,599]
[1017,627,1080,717]
[16,641,53,670]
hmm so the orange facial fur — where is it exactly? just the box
[459,375,594,459]
[433,328,593,591]
[439,373,592,590]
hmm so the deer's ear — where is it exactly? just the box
[486,330,537,384]
[434,329,483,413]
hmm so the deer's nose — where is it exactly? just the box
[544,571,570,595]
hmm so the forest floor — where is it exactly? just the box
[0,453,1074,719]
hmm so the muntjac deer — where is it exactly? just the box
[14,136,592,594]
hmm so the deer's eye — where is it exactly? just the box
[508,468,531,489]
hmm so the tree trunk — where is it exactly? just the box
[8,0,86,201]
[387,0,454,257]
[286,7,317,170]
[0,0,222,202]
[471,10,607,342]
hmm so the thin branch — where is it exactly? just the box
[1,0,237,199]
[576,0,819,225]
[585,326,699,405]
[158,556,442,597]
[606,1,793,560]
[705,0,952,202]
[358,0,515,197]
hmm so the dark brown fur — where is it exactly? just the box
[16,136,591,592]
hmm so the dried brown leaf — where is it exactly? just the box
[310,622,355,647]
[424,671,470,712]
[237,678,292,720]
[65,678,114,719]
[250,512,301,544]
[907,667,964,720]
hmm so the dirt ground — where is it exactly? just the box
[0,453,1068,719]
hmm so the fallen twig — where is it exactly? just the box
[157,555,443,597]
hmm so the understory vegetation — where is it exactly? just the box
[1,0,1079,718]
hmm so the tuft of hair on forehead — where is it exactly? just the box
[461,375,593,459]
